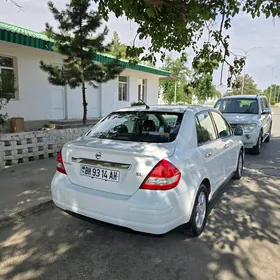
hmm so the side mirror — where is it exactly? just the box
[219,130,229,138]
[234,127,243,136]
[262,108,271,114]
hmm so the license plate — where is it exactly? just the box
[80,165,120,182]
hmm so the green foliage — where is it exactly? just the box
[231,74,260,95]
[160,55,192,104]
[264,84,280,105]
[0,71,16,125]
[95,0,279,86]
[185,74,221,102]
[160,54,220,103]
[131,101,145,106]
[40,0,124,122]
[109,32,127,58]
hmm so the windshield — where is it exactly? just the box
[86,111,183,143]
[215,98,259,114]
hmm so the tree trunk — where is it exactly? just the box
[82,81,87,124]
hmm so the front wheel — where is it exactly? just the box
[250,133,262,155]
[181,184,209,237]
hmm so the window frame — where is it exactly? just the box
[195,110,219,146]
[118,76,129,101]
[138,78,147,102]
[0,54,18,100]
[209,110,233,140]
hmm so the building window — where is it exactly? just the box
[0,56,16,99]
[138,79,147,101]
[118,76,128,101]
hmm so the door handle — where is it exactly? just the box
[224,142,232,149]
[205,152,212,158]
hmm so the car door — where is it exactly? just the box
[196,111,225,193]
[260,97,268,135]
[262,97,272,136]
[210,110,238,178]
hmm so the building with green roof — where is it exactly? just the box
[0,21,169,121]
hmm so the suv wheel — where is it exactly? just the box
[251,133,262,155]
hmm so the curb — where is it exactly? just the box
[0,199,53,228]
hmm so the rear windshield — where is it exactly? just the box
[86,111,183,143]
[215,98,259,114]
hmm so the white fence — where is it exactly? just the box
[0,127,91,168]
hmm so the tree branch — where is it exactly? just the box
[7,0,22,9]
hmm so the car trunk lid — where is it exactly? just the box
[62,138,176,196]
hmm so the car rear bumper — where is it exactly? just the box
[51,172,196,235]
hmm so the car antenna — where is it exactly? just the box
[141,99,150,109]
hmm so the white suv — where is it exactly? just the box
[214,95,272,155]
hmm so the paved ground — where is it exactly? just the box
[0,109,280,280]
[0,158,55,223]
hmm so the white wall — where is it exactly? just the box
[0,41,161,120]
[101,69,160,116]
[0,41,100,121]
[66,83,100,119]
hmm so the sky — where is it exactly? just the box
[1,0,280,93]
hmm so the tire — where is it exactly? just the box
[250,133,262,155]
[181,184,209,237]
[233,150,243,180]
[264,124,272,143]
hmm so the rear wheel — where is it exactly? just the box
[250,133,262,155]
[181,184,208,237]
[233,150,243,180]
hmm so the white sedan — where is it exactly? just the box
[51,105,244,237]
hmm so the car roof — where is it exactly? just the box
[219,94,263,99]
[115,105,213,114]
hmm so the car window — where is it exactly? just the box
[86,111,183,143]
[260,98,266,111]
[263,97,270,108]
[195,117,204,145]
[196,112,217,145]
[211,111,232,138]
[215,98,259,114]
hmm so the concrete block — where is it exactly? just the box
[0,151,4,168]
[12,159,18,165]
[0,126,91,168]
[23,157,29,163]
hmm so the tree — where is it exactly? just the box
[40,0,124,123]
[185,74,221,102]
[96,0,280,87]
[231,74,260,95]
[0,71,16,124]
[109,32,127,58]
[264,84,280,105]
[160,55,191,104]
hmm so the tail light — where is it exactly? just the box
[140,159,181,190]
[56,148,67,174]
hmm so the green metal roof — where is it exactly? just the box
[0,21,170,77]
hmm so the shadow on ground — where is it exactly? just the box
[0,159,55,220]
[0,140,280,280]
